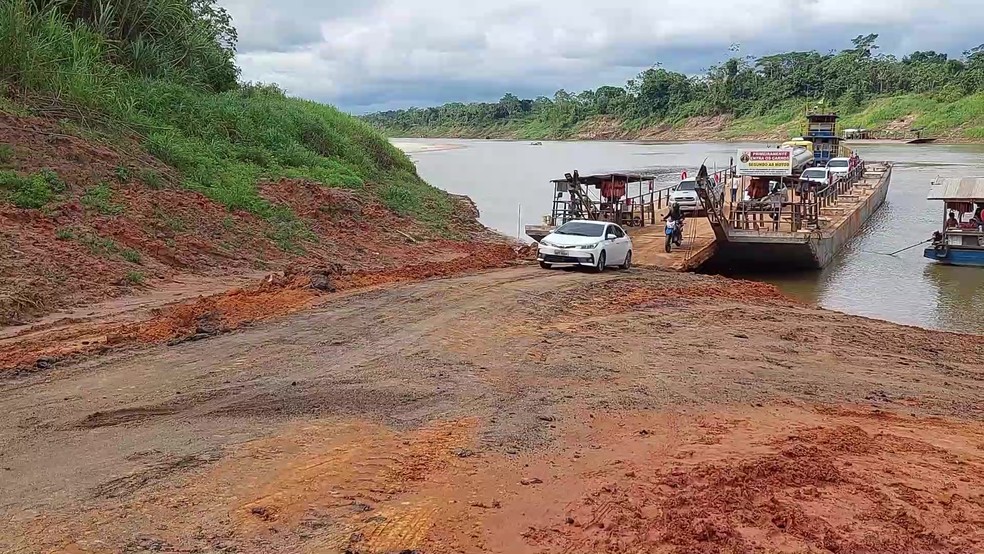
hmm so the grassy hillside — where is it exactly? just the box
[0,0,486,325]
[0,0,452,229]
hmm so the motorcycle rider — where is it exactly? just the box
[662,202,685,246]
[663,201,685,225]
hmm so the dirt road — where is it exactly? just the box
[1,266,982,553]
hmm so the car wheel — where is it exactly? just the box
[620,250,632,270]
[539,261,552,269]
[594,251,606,273]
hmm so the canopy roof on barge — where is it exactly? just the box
[549,172,664,186]
[927,177,984,201]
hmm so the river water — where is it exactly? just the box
[396,138,984,334]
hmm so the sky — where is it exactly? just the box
[219,0,984,114]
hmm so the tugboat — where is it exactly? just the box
[924,177,984,267]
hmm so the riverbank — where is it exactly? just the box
[3,266,982,553]
[389,141,467,154]
[370,93,984,144]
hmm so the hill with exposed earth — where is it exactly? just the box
[0,0,517,329]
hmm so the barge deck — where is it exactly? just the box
[526,160,892,273]
[700,161,893,270]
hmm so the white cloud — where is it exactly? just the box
[219,0,984,112]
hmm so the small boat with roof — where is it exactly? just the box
[924,177,984,267]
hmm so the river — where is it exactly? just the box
[395,138,984,334]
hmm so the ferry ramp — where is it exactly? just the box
[627,215,718,271]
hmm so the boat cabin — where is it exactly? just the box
[547,171,657,224]
[805,113,846,166]
[524,171,665,242]
[924,177,984,267]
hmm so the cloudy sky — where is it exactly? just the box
[220,0,984,114]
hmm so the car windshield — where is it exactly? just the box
[676,181,697,191]
[554,222,605,237]
[802,169,826,179]
[828,159,849,168]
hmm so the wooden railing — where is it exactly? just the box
[727,162,867,233]
[623,185,675,227]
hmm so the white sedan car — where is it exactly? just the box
[537,220,633,272]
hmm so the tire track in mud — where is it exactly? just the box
[63,271,550,433]
[4,267,984,553]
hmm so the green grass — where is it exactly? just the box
[722,101,805,139]
[79,233,120,257]
[121,248,142,264]
[138,168,164,189]
[81,182,124,215]
[265,205,314,253]
[155,207,187,232]
[0,144,12,165]
[0,169,66,209]
[60,227,145,263]
[1,0,456,242]
[115,165,131,183]
[123,270,145,285]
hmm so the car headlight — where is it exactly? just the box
[539,240,556,248]
[574,243,600,250]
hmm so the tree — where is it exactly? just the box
[363,37,984,137]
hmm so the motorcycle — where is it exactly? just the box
[664,218,684,252]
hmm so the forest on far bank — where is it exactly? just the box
[363,35,984,141]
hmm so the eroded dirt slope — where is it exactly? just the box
[1,267,981,553]
[0,112,500,326]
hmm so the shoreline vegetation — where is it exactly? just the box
[0,0,454,230]
[0,0,492,326]
[364,36,984,144]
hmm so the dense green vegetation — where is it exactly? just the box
[364,36,984,141]
[0,0,453,240]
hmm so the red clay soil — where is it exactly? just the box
[18,405,981,554]
[401,407,984,554]
[519,410,984,554]
[559,277,793,319]
[0,240,523,372]
[2,267,982,554]
[0,112,501,327]
[0,113,278,322]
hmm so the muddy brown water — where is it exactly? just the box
[399,138,984,334]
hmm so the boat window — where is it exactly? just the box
[555,222,605,237]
